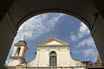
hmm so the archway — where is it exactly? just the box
[1,0,104,69]
[6,12,98,66]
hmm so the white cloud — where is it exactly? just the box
[70,22,90,41]
[78,22,90,38]
[72,48,98,62]
[82,48,97,57]
[70,32,77,41]
[14,13,64,43]
[71,22,98,62]
[6,13,65,65]
[79,22,90,33]
[71,35,76,41]
[77,37,95,48]
[82,48,98,62]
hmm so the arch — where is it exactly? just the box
[16,47,21,56]
[49,51,57,66]
[1,1,104,69]
[17,9,90,30]
[9,0,96,31]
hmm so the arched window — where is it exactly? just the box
[50,51,57,66]
[16,47,21,56]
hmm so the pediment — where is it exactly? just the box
[46,40,63,45]
[37,37,69,47]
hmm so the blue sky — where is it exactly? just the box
[6,13,98,64]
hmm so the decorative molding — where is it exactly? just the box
[37,37,69,47]
[10,56,24,59]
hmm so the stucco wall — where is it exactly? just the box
[27,46,81,67]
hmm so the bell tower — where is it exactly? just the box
[8,40,28,66]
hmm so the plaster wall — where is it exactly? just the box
[28,46,82,67]
[8,59,23,66]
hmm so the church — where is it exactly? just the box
[7,37,103,69]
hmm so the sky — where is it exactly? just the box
[6,13,98,65]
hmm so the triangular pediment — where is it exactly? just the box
[46,40,63,45]
[37,37,69,47]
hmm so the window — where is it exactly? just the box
[16,47,21,56]
[50,51,57,66]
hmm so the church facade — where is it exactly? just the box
[7,37,86,69]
